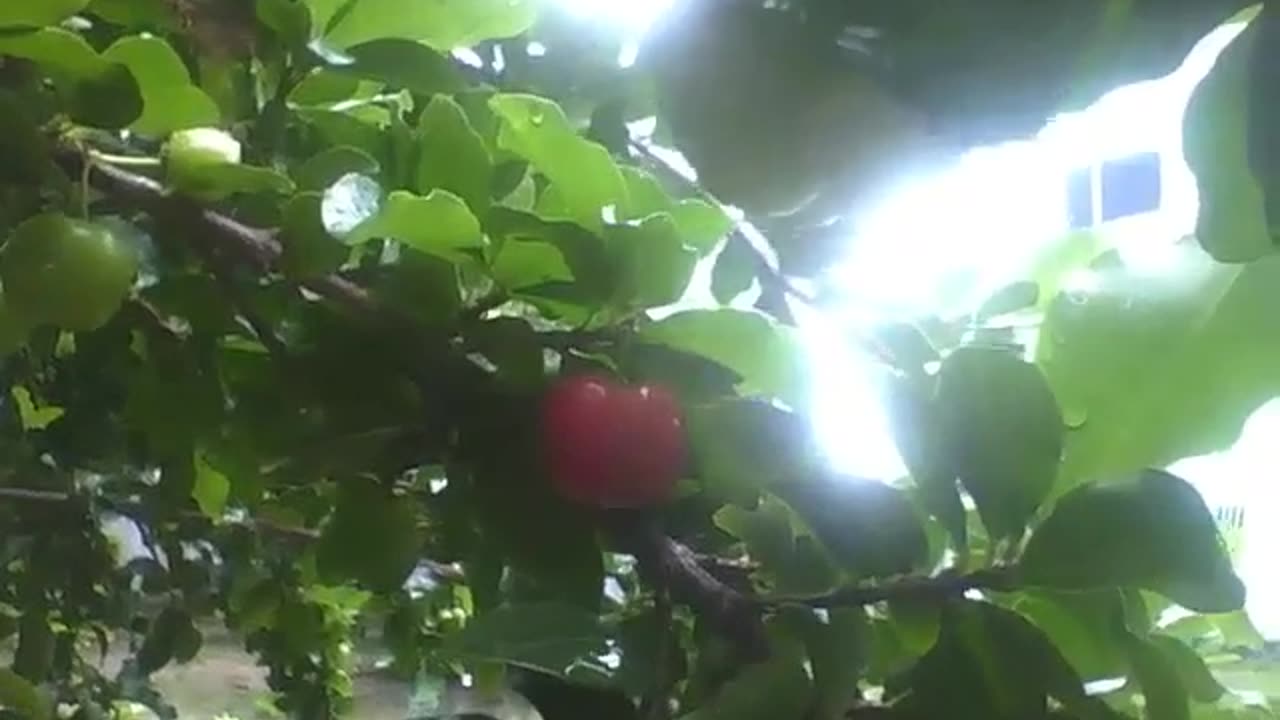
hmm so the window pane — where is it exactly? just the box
[1100,151,1161,221]
[1065,165,1093,230]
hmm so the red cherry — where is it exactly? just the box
[539,374,686,509]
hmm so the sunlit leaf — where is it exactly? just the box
[344,189,486,261]
[102,35,220,136]
[2,2,88,27]
[417,94,492,215]
[315,0,538,50]
[610,213,699,309]
[192,453,230,519]
[339,38,464,95]
[1038,242,1280,489]
[490,93,628,231]
[0,27,142,128]
[293,146,380,192]
[10,386,63,431]
[640,309,809,410]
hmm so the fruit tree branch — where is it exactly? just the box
[54,145,383,325]
[603,510,770,662]
[763,567,1015,609]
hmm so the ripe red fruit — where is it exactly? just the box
[539,375,686,509]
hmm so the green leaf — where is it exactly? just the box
[180,162,297,200]
[774,474,928,579]
[712,236,758,304]
[440,603,607,679]
[485,207,614,307]
[713,495,838,595]
[903,600,1114,720]
[1037,242,1280,490]
[0,0,87,27]
[677,648,812,720]
[416,95,493,216]
[1018,469,1244,614]
[294,146,380,192]
[257,0,312,48]
[1184,8,1274,262]
[882,372,966,550]
[340,39,464,95]
[280,192,350,278]
[619,166,674,220]
[0,27,142,128]
[935,345,1063,540]
[1026,228,1113,312]
[779,606,869,720]
[345,189,485,261]
[1127,633,1191,720]
[1147,634,1225,703]
[670,200,734,256]
[101,35,220,136]
[610,213,699,309]
[317,478,423,594]
[466,317,545,388]
[316,0,538,50]
[0,668,52,720]
[191,453,230,519]
[490,239,573,292]
[10,386,63,431]
[1008,590,1131,682]
[640,309,810,410]
[686,398,818,503]
[489,93,628,231]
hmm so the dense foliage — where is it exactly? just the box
[0,0,1276,718]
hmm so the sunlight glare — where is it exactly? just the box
[811,13,1254,483]
[552,0,676,32]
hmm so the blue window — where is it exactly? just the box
[1100,151,1162,221]
[1065,151,1162,229]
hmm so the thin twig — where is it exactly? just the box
[764,568,1014,609]
[603,510,770,662]
[62,147,384,324]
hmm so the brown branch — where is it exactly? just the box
[603,510,770,662]
[56,146,384,325]
[764,567,1015,609]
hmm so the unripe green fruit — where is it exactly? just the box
[0,213,138,332]
[162,127,241,201]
